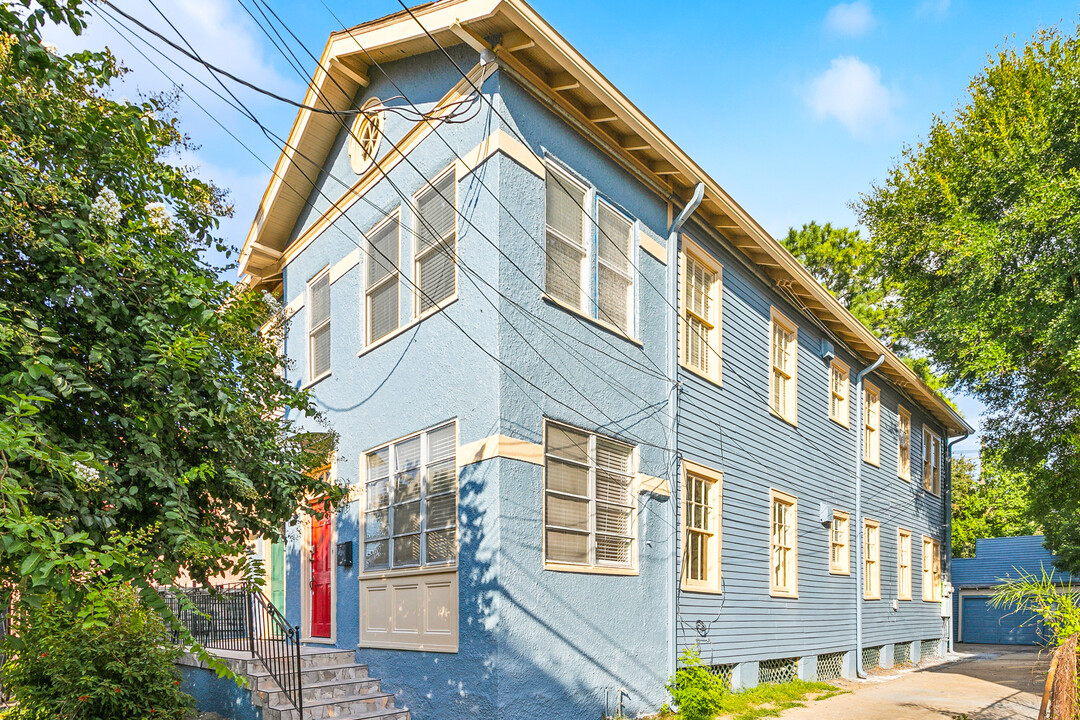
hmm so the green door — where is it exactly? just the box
[269,539,285,615]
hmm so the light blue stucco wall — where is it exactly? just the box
[179,665,261,720]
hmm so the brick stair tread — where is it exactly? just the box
[267,690,395,712]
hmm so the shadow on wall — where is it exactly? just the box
[358,433,663,720]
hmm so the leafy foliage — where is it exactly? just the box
[991,570,1080,645]
[666,647,728,720]
[1,585,194,720]
[856,23,1080,571]
[0,0,339,635]
[951,454,1037,558]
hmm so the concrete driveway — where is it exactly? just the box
[780,644,1049,720]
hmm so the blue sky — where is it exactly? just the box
[48,0,1080,460]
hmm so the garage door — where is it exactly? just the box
[961,595,1047,645]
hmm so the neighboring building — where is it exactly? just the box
[952,536,1073,645]
[235,1,972,718]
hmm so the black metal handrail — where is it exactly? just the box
[161,585,303,717]
[0,608,10,704]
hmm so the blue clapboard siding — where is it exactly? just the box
[953,536,1072,588]
[674,223,950,665]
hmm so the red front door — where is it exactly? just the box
[310,503,332,638]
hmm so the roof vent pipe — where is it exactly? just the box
[667,182,704,682]
[854,354,885,679]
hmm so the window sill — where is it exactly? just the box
[358,295,459,358]
[358,640,458,654]
[680,360,722,388]
[769,408,798,428]
[899,474,912,482]
[829,416,849,429]
[770,589,798,599]
[544,561,638,576]
[359,565,457,580]
[301,372,332,390]
[541,294,642,347]
[863,458,880,468]
[681,581,723,595]
[829,568,850,576]
[301,636,336,645]
[899,596,912,602]
[864,594,882,601]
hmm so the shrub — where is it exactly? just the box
[1,585,194,720]
[666,647,727,720]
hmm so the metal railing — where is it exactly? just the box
[162,585,303,717]
[0,608,10,704]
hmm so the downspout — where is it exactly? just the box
[945,431,969,654]
[854,354,885,678]
[667,182,704,680]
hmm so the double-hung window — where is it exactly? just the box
[864,518,880,600]
[363,422,458,571]
[923,429,942,495]
[682,461,722,593]
[898,528,912,600]
[366,214,401,344]
[830,510,849,575]
[864,382,881,465]
[680,241,722,383]
[899,407,912,480]
[544,163,637,336]
[922,536,942,601]
[830,360,849,426]
[544,165,589,311]
[414,170,457,314]
[770,490,798,597]
[544,421,636,570]
[308,269,331,381]
[769,308,798,424]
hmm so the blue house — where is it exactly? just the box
[952,536,1073,646]
[231,1,972,718]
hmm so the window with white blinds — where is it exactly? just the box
[681,243,721,383]
[366,215,400,344]
[596,200,634,333]
[770,309,797,423]
[544,421,636,570]
[545,165,588,311]
[308,270,330,381]
[363,422,457,572]
[414,171,456,314]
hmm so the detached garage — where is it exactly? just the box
[953,536,1071,646]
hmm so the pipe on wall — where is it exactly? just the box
[854,354,884,678]
[666,182,704,680]
[944,431,969,654]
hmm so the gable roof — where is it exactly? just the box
[237,0,971,436]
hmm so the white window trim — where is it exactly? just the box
[411,164,459,320]
[864,518,881,600]
[769,489,798,598]
[679,237,723,385]
[922,428,943,496]
[363,210,402,347]
[594,197,638,338]
[830,510,850,575]
[543,161,592,314]
[863,381,881,466]
[681,460,723,594]
[542,420,639,575]
[898,406,912,481]
[829,359,849,427]
[769,307,798,426]
[360,420,460,574]
[307,267,331,384]
[898,527,912,601]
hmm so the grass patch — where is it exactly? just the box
[715,680,847,720]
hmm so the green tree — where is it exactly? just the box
[950,454,1036,558]
[0,0,338,631]
[856,23,1080,571]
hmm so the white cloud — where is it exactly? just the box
[917,0,950,19]
[824,1,876,37]
[806,56,898,138]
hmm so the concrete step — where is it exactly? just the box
[262,691,396,720]
[255,676,382,708]
[298,649,358,669]
[248,661,371,690]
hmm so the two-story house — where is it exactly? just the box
[235,1,971,718]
